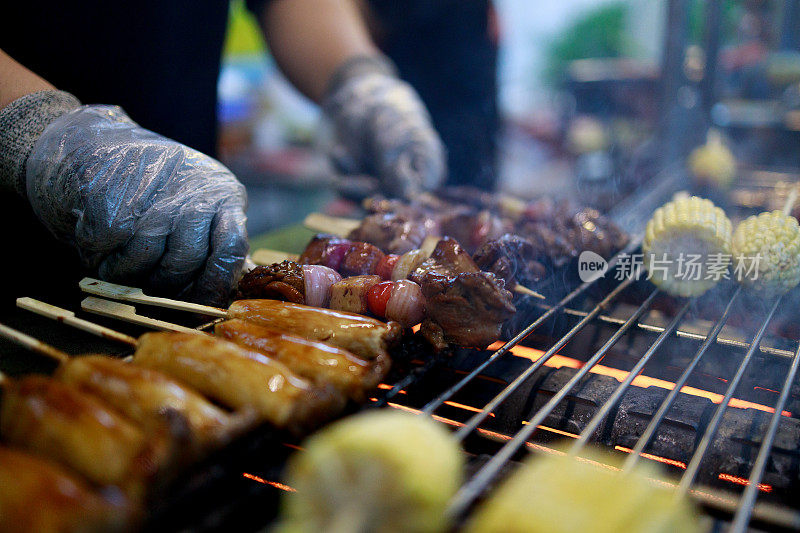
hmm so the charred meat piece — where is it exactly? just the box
[517,202,628,266]
[473,234,548,288]
[328,275,382,315]
[0,446,136,532]
[215,319,390,402]
[439,209,510,252]
[227,299,401,360]
[236,261,306,303]
[347,213,428,255]
[411,238,515,348]
[0,375,172,499]
[134,332,344,433]
[340,242,385,277]
[298,234,351,270]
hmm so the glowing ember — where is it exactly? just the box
[718,473,772,493]
[484,342,792,417]
[242,473,296,492]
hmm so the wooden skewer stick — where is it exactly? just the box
[303,213,360,236]
[81,297,202,334]
[80,278,228,318]
[79,278,227,318]
[0,322,70,363]
[17,297,138,347]
[252,246,546,300]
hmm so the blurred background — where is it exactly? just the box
[217,0,800,236]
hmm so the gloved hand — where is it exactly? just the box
[22,102,248,306]
[323,56,446,199]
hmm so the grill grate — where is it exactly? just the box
[394,238,800,531]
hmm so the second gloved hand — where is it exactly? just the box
[323,56,446,199]
[25,105,248,306]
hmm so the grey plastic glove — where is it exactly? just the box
[323,56,446,199]
[25,105,248,306]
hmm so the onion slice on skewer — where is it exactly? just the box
[301,265,341,307]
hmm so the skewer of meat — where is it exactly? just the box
[3,307,253,450]
[299,217,545,298]
[11,302,346,433]
[248,236,517,349]
[19,297,387,407]
[0,364,173,501]
[78,278,401,360]
[0,446,137,532]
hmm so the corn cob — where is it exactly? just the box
[642,196,733,297]
[464,450,702,533]
[732,210,800,296]
[277,410,462,533]
[688,130,736,188]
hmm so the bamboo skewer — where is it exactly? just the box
[0,322,70,363]
[79,278,227,317]
[17,297,138,346]
[782,187,798,216]
[80,297,201,334]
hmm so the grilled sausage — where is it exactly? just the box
[215,319,390,402]
[133,332,344,432]
[227,299,401,360]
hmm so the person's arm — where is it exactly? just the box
[0,49,55,109]
[255,0,447,198]
[0,49,248,306]
[259,0,377,102]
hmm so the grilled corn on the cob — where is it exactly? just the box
[688,130,736,188]
[277,410,462,533]
[643,196,733,297]
[731,210,800,296]
[464,450,702,533]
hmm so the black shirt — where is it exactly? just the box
[1,1,235,156]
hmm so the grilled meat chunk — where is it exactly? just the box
[328,275,382,315]
[236,261,306,303]
[411,238,515,348]
[134,332,344,432]
[473,234,547,288]
[215,319,390,402]
[0,376,170,497]
[227,299,401,360]
[347,212,428,254]
[339,242,385,277]
[0,447,135,533]
[517,201,628,267]
[298,234,351,267]
[55,355,241,447]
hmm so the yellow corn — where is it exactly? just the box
[642,196,732,297]
[732,211,800,296]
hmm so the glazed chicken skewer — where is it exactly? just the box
[1,308,252,450]
[78,278,401,360]
[20,297,387,410]
[0,358,174,501]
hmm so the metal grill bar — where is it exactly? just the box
[452,278,638,440]
[550,303,795,359]
[459,287,660,445]
[677,296,783,494]
[730,340,800,532]
[569,300,693,452]
[447,296,692,517]
[420,240,640,416]
[621,288,742,471]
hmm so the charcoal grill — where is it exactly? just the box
[3,168,797,532]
